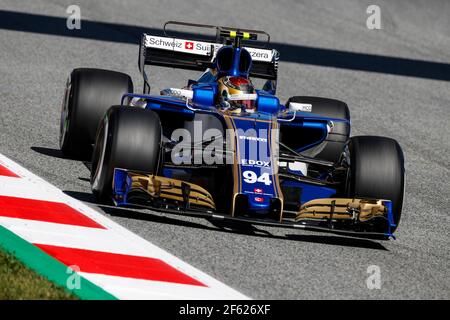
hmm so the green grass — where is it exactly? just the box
[0,250,78,300]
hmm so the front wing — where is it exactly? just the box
[112,169,397,239]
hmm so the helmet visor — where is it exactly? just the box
[228,93,257,109]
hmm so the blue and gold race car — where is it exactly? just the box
[59,21,405,239]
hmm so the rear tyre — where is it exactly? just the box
[285,96,350,163]
[90,106,162,202]
[59,68,133,159]
[346,136,405,232]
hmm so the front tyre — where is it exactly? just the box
[90,106,162,202]
[346,136,405,232]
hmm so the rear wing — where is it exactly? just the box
[138,22,279,93]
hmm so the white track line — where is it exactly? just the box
[79,272,243,300]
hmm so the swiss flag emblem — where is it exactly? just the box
[254,188,263,194]
[254,197,264,203]
[185,41,194,50]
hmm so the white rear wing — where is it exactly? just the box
[143,34,275,63]
[139,34,279,81]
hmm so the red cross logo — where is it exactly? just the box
[254,188,263,194]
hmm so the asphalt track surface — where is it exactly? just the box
[0,0,449,299]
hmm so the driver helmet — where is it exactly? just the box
[217,76,257,113]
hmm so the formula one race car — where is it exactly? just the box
[59,21,405,239]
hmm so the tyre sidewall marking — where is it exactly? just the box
[92,116,109,191]
[59,77,72,148]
